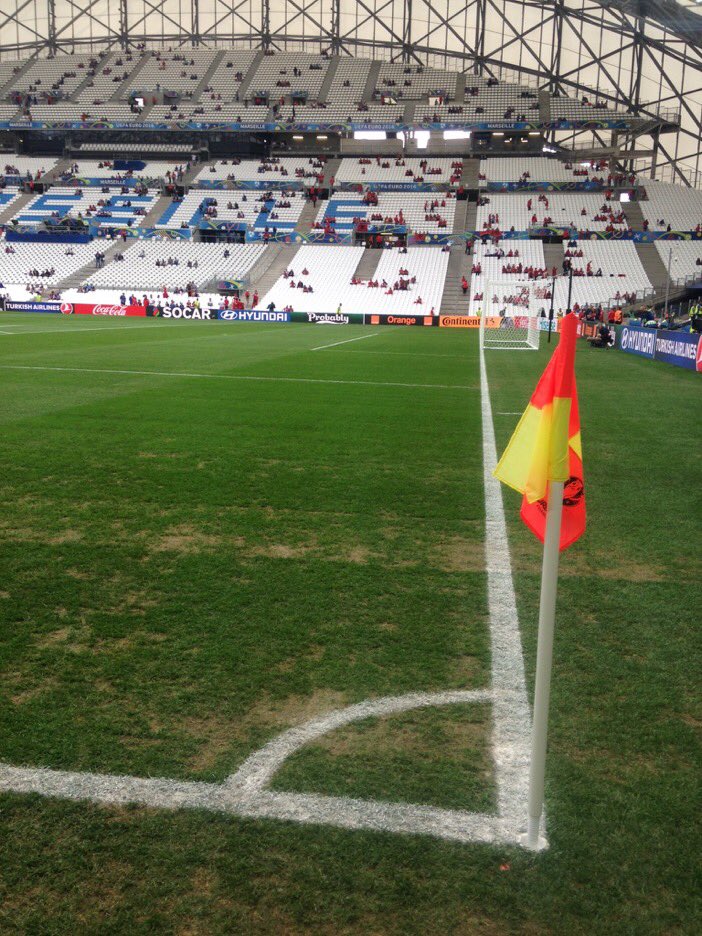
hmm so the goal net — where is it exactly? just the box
[479,280,541,351]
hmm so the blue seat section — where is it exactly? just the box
[253,197,297,232]
[17,193,153,226]
[317,198,365,231]
[157,198,208,228]
[0,192,16,206]
[156,198,188,226]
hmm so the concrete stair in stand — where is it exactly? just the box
[0,57,37,98]
[623,199,645,232]
[317,57,340,103]
[324,157,342,185]
[42,159,72,184]
[109,53,150,101]
[439,244,471,316]
[361,61,382,102]
[350,246,382,281]
[294,198,319,234]
[191,51,226,101]
[236,51,265,101]
[464,202,478,231]
[0,191,34,225]
[461,159,481,188]
[635,244,672,294]
[140,194,174,229]
[542,242,564,276]
[248,244,292,298]
[452,198,468,233]
[56,240,126,290]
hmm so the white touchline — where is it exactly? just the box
[0,364,476,392]
[330,349,469,360]
[0,323,157,336]
[0,347,539,849]
[310,332,380,351]
[479,348,540,846]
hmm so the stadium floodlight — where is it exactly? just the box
[480,280,541,351]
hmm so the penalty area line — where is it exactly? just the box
[310,332,380,352]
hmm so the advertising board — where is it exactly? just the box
[69,303,147,317]
[439,315,502,328]
[365,314,435,326]
[653,330,701,371]
[617,325,656,358]
[3,300,62,313]
[218,309,290,323]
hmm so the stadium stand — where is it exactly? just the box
[246,52,330,100]
[73,51,138,104]
[13,188,157,226]
[83,241,266,291]
[10,53,95,98]
[254,244,448,316]
[254,245,363,312]
[60,160,187,184]
[639,181,702,231]
[476,192,630,231]
[157,190,306,231]
[335,157,462,185]
[0,241,106,286]
[314,192,456,233]
[2,156,58,181]
[128,50,217,95]
[654,240,702,284]
[374,63,458,100]
[195,157,328,185]
[202,50,259,100]
[480,157,586,183]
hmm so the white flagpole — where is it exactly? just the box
[525,479,564,850]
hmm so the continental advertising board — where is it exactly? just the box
[439,315,502,328]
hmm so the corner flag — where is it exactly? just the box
[493,312,585,550]
[491,311,586,849]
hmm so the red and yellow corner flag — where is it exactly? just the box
[494,313,585,550]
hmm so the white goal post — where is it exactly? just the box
[479,280,542,351]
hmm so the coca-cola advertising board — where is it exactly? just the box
[66,303,147,317]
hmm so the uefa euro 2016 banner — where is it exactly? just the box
[617,324,701,371]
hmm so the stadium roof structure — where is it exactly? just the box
[0,0,699,185]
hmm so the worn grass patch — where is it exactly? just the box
[272,702,496,813]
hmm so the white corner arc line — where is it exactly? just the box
[310,332,379,352]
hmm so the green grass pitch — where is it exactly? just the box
[0,312,699,934]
